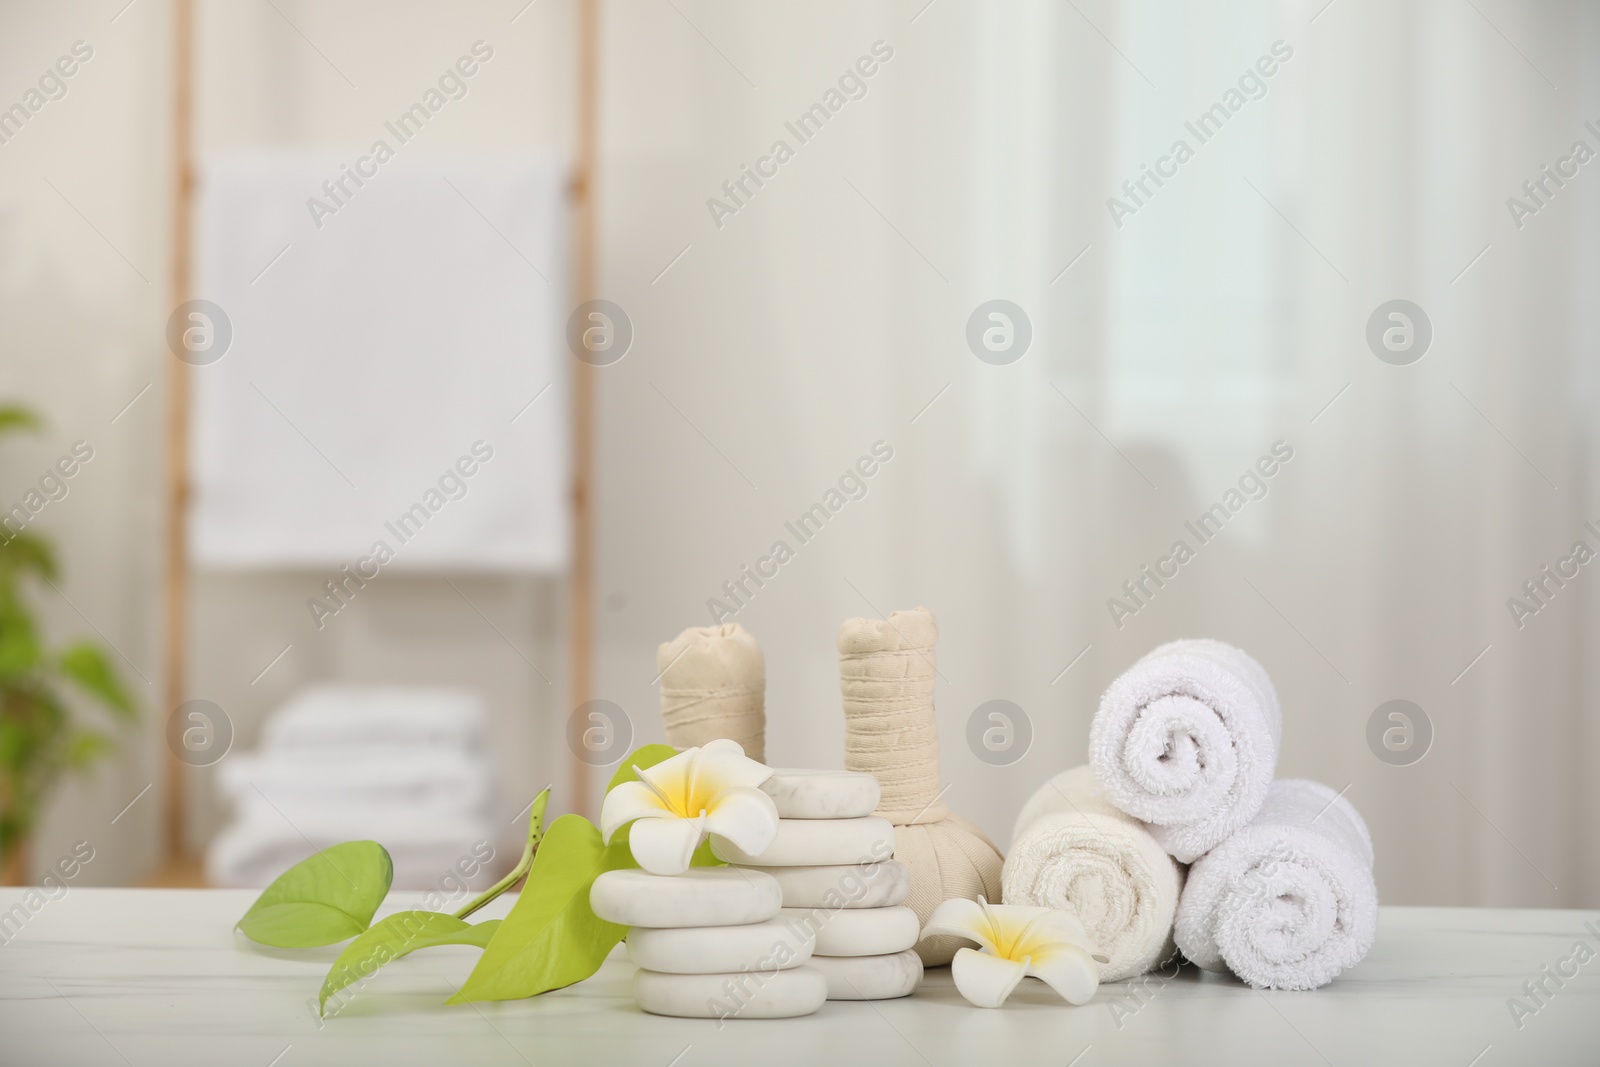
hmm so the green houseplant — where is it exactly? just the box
[0,403,135,883]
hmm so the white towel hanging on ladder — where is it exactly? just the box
[188,150,570,573]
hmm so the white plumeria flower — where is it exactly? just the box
[600,739,779,876]
[922,897,1108,1008]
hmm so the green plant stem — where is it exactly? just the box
[453,787,549,921]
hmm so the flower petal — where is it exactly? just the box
[627,816,706,875]
[703,786,779,857]
[1014,909,1102,963]
[633,749,698,816]
[920,898,998,954]
[692,739,774,794]
[951,947,1028,1008]
[1026,942,1100,1006]
[600,780,673,841]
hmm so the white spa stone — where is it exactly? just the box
[590,868,781,928]
[747,861,913,909]
[779,905,921,957]
[626,919,815,974]
[712,816,895,866]
[809,950,924,1000]
[760,768,881,819]
[632,966,828,1019]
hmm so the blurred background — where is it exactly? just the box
[0,0,1595,909]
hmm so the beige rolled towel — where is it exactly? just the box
[839,607,1004,966]
[1003,766,1183,982]
[657,624,765,762]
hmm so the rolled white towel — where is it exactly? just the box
[1175,778,1377,990]
[1001,766,1183,982]
[1090,639,1281,862]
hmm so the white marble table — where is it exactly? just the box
[1,890,1595,1066]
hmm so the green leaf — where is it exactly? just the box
[606,743,679,793]
[0,605,41,678]
[447,815,629,1003]
[0,690,57,775]
[66,728,113,769]
[0,532,56,581]
[57,641,135,719]
[319,911,502,1012]
[237,841,394,947]
[0,405,42,437]
[0,718,28,771]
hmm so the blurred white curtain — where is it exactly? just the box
[594,0,1598,908]
[954,0,1600,905]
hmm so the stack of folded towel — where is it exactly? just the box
[206,685,497,891]
[717,770,924,1000]
[1004,639,1377,990]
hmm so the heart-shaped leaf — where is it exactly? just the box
[238,841,393,947]
[320,911,502,1012]
[447,814,630,1003]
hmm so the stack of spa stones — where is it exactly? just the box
[714,769,924,1001]
[590,863,826,1020]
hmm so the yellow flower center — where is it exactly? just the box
[636,761,714,819]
